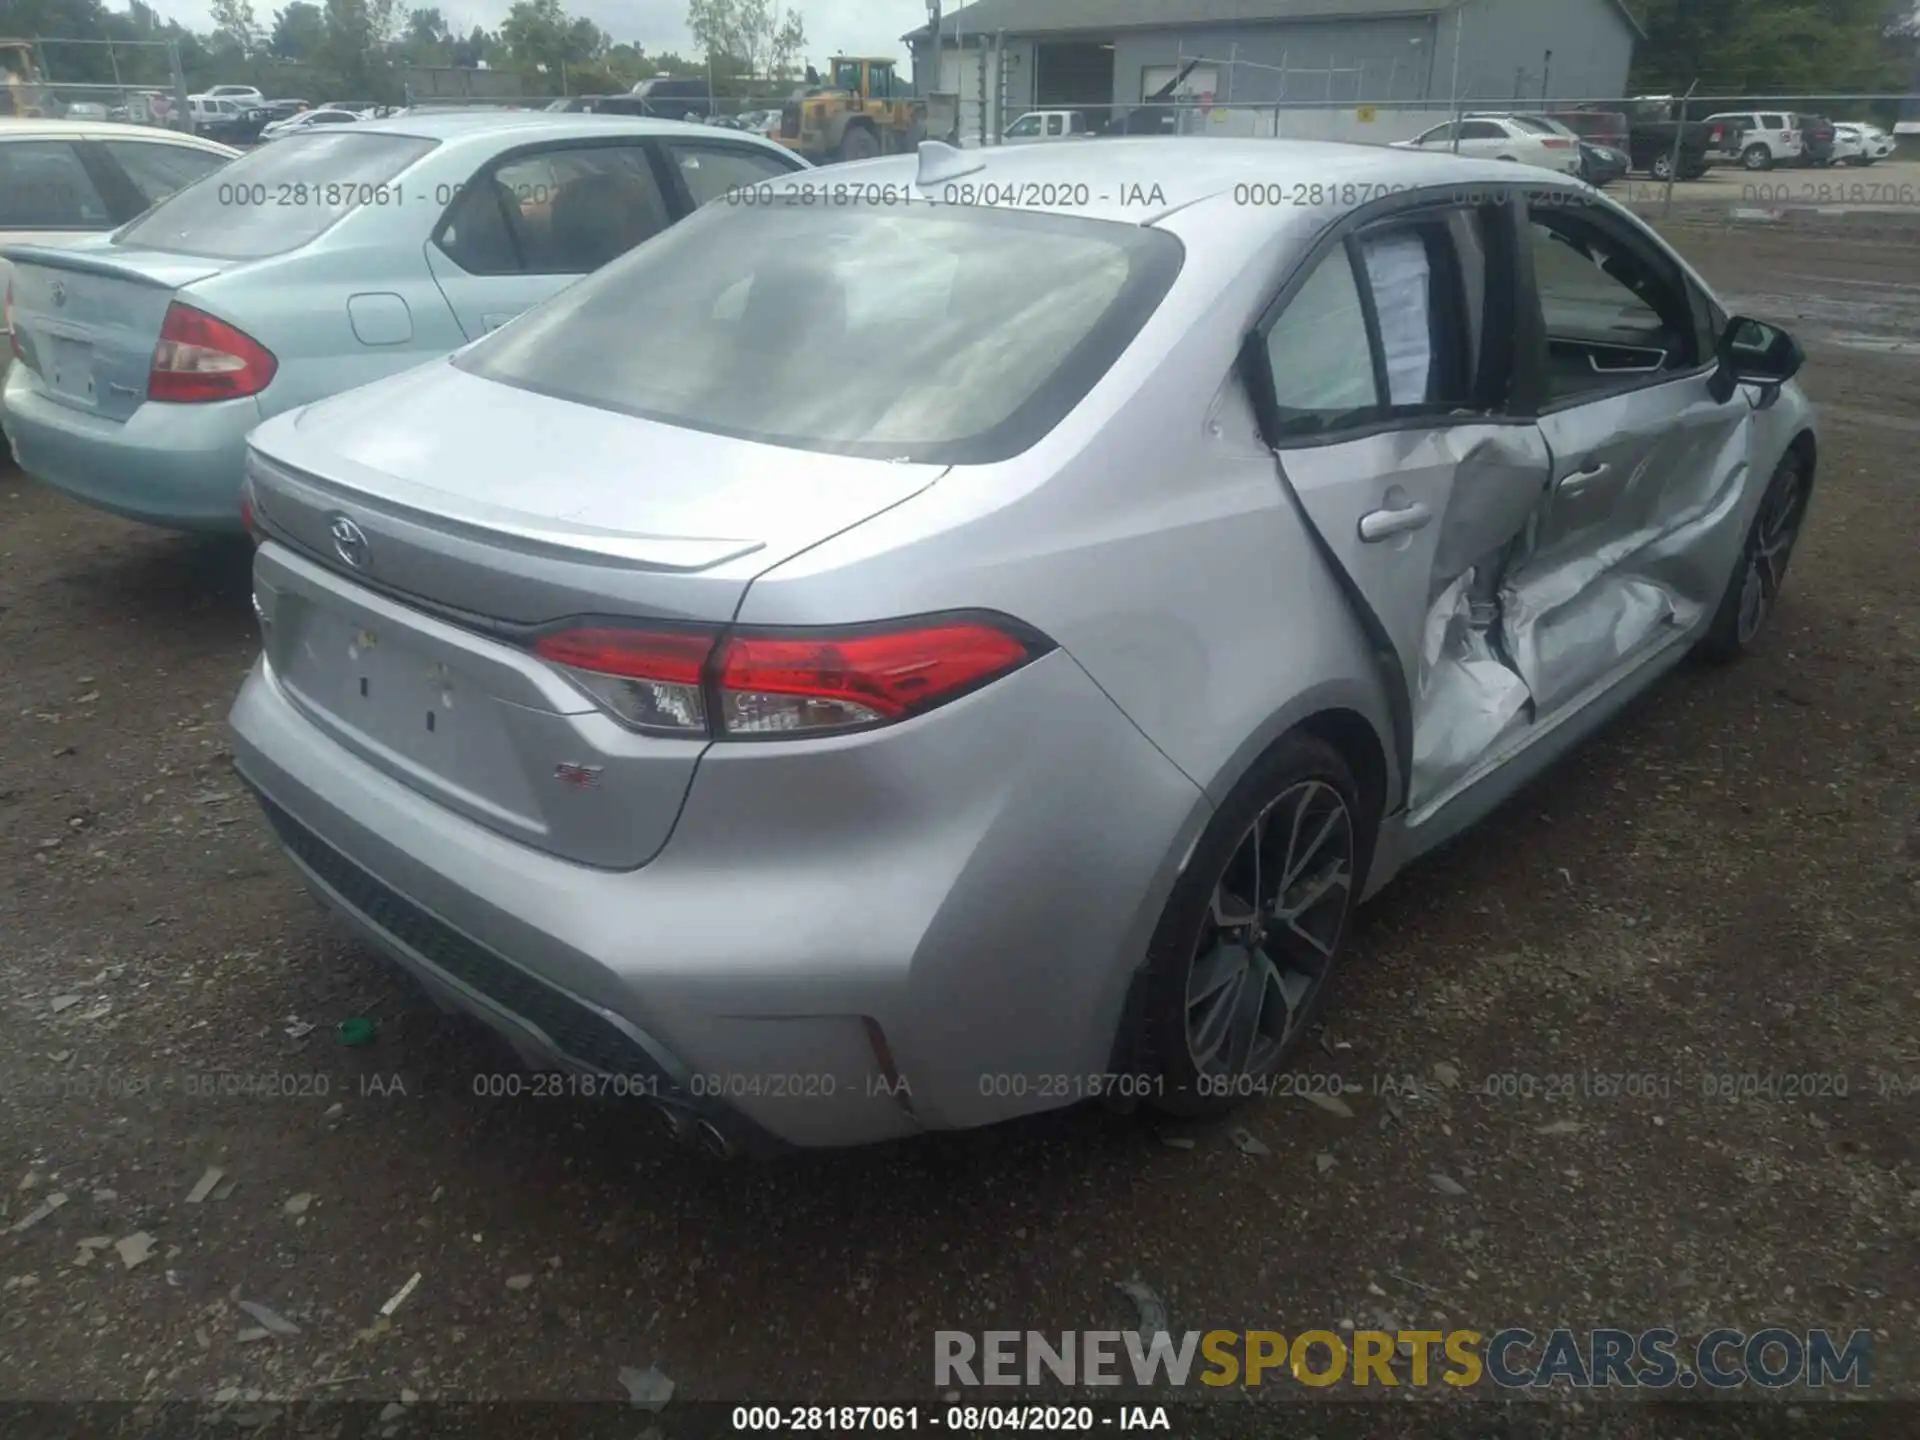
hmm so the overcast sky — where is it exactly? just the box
[141,0,932,63]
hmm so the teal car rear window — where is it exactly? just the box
[114,132,436,259]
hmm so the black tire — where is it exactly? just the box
[1742,143,1772,171]
[1136,733,1368,1119]
[1698,448,1811,662]
[837,124,879,162]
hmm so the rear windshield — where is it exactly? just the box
[455,201,1184,464]
[113,131,436,259]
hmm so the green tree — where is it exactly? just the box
[209,0,265,57]
[499,0,608,91]
[1629,0,1912,94]
[406,6,449,44]
[269,2,326,60]
[319,0,401,98]
[687,0,808,81]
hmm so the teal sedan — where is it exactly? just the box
[2,111,806,531]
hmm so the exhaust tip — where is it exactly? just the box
[695,1119,736,1159]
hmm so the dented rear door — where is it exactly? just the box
[1254,202,1554,814]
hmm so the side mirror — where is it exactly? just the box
[1708,316,1804,404]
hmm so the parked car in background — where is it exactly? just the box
[188,94,253,144]
[225,139,1817,1153]
[1393,115,1582,175]
[2,113,808,531]
[247,98,311,132]
[1612,97,1718,179]
[206,84,266,106]
[1834,122,1893,164]
[626,75,715,121]
[545,94,658,118]
[0,120,237,392]
[58,99,109,122]
[1002,109,1093,144]
[1705,111,1804,170]
[1543,108,1628,152]
[122,90,176,127]
[259,106,358,141]
[1578,140,1631,187]
[1828,124,1866,166]
[1797,114,1836,167]
[709,108,781,137]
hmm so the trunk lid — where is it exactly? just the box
[245,359,946,868]
[2,242,230,421]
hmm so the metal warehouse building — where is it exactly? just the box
[907,0,1645,137]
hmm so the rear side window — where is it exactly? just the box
[1258,210,1494,439]
[0,141,113,228]
[1263,248,1379,432]
[662,140,797,208]
[114,132,435,258]
[456,202,1183,464]
[436,145,671,276]
[100,140,230,209]
[1460,120,1506,140]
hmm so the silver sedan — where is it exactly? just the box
[229,138,1818,1153]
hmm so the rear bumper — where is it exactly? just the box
[2,364,259,531]
[230,642,1208,1150]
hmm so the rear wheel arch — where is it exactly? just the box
[1201,699,1396,886]
[1296,708,1389,853]
[1787,427,1817,485]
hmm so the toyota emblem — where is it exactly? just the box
[329,514,370,569]
[49,280,67,307]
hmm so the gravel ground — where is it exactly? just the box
[0,224,1915,1436]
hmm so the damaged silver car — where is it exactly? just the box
[230,141,1816,1150]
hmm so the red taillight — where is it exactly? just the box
[531,616,1044,739]
[148,302,277,403]
[534,627,715,734]
[1542,137,1572,148]
[718,621,1034,735]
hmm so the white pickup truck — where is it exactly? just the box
[1001,109,1094,144]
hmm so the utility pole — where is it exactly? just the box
[1541,49,1551,100]
[1448,0,1467,152]
[925,0,940,99]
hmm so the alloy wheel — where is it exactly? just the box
[1735,464,1808,644]
[1184,780,1353,1078]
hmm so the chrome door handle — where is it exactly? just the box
[1559,462,1612,493]
[1357,501,1434,543]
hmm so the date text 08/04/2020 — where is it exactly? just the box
[729,1405,1169,1432]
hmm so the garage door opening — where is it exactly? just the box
[1035,41,1115,131]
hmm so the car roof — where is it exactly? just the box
[349,110,781,147]
[0,117,237,153]
[822,138,1559,226]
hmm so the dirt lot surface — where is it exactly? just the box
[1,224,1916,1437]
[1614,157,1920,214]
